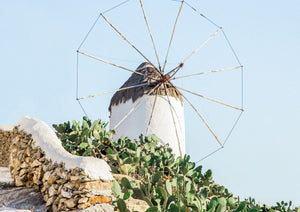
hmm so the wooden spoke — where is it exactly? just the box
[145,92,159,135]
[139,0,162,71]
[169,65,183,78]
[166,27,224,78]
[113,83,161,130]
[163,83,183,157]
[166,64,182,77]
[176,86,243,111]
[77,82,148,100]
[78,50,145,76]
[162,0,185,73]
[171,65,243,80]
[181,92,223,147]
[101,14,154,66]
[182,27,222,64]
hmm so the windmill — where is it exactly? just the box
[76,0,244,160]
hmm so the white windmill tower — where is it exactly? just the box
[76,0,244,160]
[109,62,185,157]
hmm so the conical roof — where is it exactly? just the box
[109,62,183,111]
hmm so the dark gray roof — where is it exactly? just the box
[109,62,183,112]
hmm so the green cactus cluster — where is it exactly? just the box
[53,116,115,157]
[53,117,299,212]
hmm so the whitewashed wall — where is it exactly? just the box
[110,95,185,157]
[0,117,113,181]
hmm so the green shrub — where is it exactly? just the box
[53,117,299,212]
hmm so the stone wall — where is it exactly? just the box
[0,117,149,212]
[9,129,114,211]
[0,129,14,167]
[0,117,114,211]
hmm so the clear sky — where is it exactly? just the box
[1,0,300,206]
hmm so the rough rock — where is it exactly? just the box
[0,129,13,167]
[0,185,46,212]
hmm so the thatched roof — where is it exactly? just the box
[109,62,183,112]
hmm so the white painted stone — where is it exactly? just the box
[110,95,185,157]
[1,116,113,182]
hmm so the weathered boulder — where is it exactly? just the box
[0,184,46,212]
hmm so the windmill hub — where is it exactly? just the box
[160,74,170,83]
